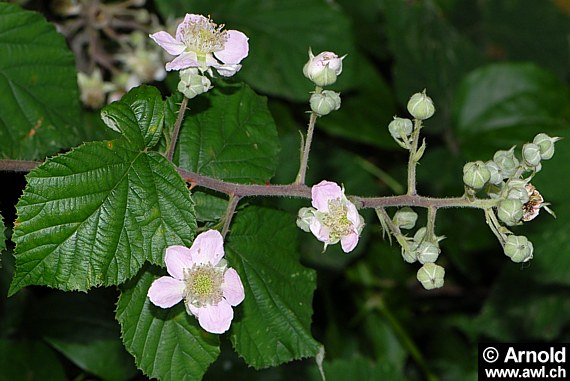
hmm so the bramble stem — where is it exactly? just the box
[166,96,189,162]
[407,119,423,195]
[296,86,322,185]
[221,194,241,238]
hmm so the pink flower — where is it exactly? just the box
[149,14,249,77]
[148,230,245,334]
[297,180,365,253]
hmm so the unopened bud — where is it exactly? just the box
[504,235,534,263]
[417,241,440,264]
[497,199,524,226]
[388,117,413,143]
[485,161,503,185]
[310,90,341,116]
[533,133,560,160]
[393,207,418,230]
[522,143,541,167]
[463,161,491,189]
[417,263,445,290]
[493,147,519,179]
[303,49,345,87]
[407,90,435,120]
[178,68,211,99]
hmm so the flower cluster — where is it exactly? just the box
[303,49,345,116]
[297,181,365,253]
[148,230,245,334]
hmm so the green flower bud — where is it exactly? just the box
[393,207,418,230]
[417,263,445,290]
[504,235,534,263]
[533,133,561,160]
[310,90,341,116]
[417,241,440,264]
[485,161,503,185]
[493,147,519,179]
[178,68,212,99]
[402,245,418,263]
[407,90,435,120]
[413,227,427,243]
[522,143,541,167]
[296,207,316,232]
[497,199,524,226]
[507,185,529,204]
[463,161,491,189]
[303,49,344,87]
[388,117,413,143]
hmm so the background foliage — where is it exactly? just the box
[0,0,569,380]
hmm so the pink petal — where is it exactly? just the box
[214,30,249,65]
[189,230,225,266]
[309,218,330,243]
[148,276,185,308]
[311,181,343,212]
[191,301,234,334]
[165,52,199,71]
[222,268,245,306]
[346,202,361,227]
[149,31,185,56]
[165,245,194,280]
[341,232,359,253]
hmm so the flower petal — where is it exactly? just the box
[311,180,343,212]
[309,218,332,244]
[165,245,194,280]
[212,63,242,77]
[192,301,234,334]
[346,202,361,227]
[149,31,185,56]
[165,52,200,71]
[189,229,225,266]
[222,268,245,306]
[214,30,249,65]
[341,232,359,253]
[148,276,185,308]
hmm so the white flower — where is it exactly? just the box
[297,180,365,253]
[149,14,249,77]
[147,230,245,334]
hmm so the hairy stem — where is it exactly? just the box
[295,111,318,185]
[407,119,423,195]
[166,96,189,162]
[221,194,241,238]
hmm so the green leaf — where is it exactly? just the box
[0,3,82,160]
[154,0,355,101]
[306,357,406,381]
[33,290,137,381]
[116,265,220,381]
[453,63,570,159]
[169,83,280,184]
[193,191,228,222]
[10,87,196,294]
[227,206,320,368]
[0,339,66,381]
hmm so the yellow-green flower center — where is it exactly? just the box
[182,16,228,55]
[321,199,353,240]
[184,264,224,307]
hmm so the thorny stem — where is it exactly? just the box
[485,208,507,246]
[426,206,437,240]
[166,96,189,162]
[295,86,322,185]
[221,194,241,238]
[0,159,500,211]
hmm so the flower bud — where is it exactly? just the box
[497,199,524,226]
[178,68,212,99]
[310,90,341,116]
[533,133,560,160]
[504,235,534,263]
[463,161,491,189]
[417,263,445,290]
[401,245,418,263]
[296,207,316,232]
[388,117,413,143]
[417,241,440,264]
[485,161,503,185]
[413,227,427,243]
[303,49,345,87]
[393,207,418,230]
[407,90,435,120]
[522,143,541,167]
[493,147,519,179]
[507,185,529,204]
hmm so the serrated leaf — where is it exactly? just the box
[168,84,280,184]
[0,3,82,160]
[33,290,137,381]
[116,265,220,381]
[155,0,355,101]
[453,63,570,159]
[226,207,320,368]
[10,88,196,294]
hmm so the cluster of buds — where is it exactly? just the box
[303,49,345,116]
[388,90,435,150]
[462,133,560,263]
